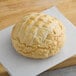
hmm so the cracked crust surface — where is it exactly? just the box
[11,12,65,59]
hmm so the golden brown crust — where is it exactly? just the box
[11,12,65,59]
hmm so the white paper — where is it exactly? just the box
[0,7,76,76]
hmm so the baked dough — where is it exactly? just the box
[11,13,65,59]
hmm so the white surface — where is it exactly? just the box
[0,7,76,76]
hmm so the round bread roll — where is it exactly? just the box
[11,13,65,59]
